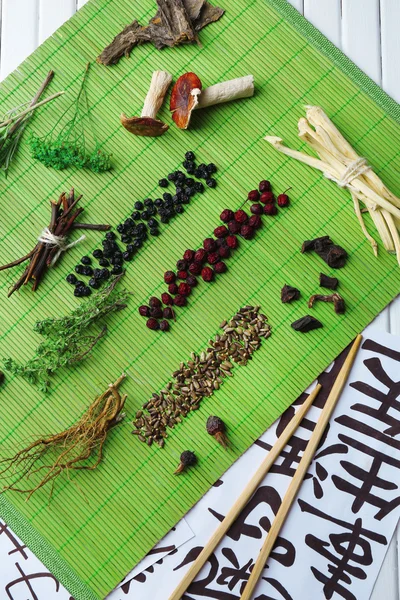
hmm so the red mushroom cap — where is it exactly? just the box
[120,114,169,137]
[170,72,202,130]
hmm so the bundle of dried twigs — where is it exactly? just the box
[0,374,127,499]
[0,188,110,296]
[265,105,400,266]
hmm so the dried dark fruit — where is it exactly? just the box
[146,318,159,330]
[173,294,187,307]
[150,306,163,319]
[248,190,260,202]
[168,283,179,295]
[203,237,217,252]
[139,305,150,317]
[302,236,348,269]
[226,235,238,249]
[174,450,197,474]
[234,210,248,224]
[277,193,290,207]
[183,249,195,262]
[66,274,77,285]
[206,415,228,448]
[248,215,262,229]
[201,266,214,282]
[259,180,271,193]
[186,275,198,287]
[240,225,254,239]
[319,273,339,290]
[189,262,202,275]
[260,191,275,204]
[159,178,169,188]
[218,246,231,259]
[149,296,162,308]
[281,285,300,303]
[161,293,174,305]
[308,293,346,314]
[291,315,323,333]
[159,319,170,332]
[194,248,207,263]
[220,209,234,223]
[81,255,91,265]
[163,307,175,320]
[176,259,188,271]
[214,261,227,274]
[178,282,192,296]
[206,178,217,188]
[228,220,241,234]
[207,252,219,265]
[263,203,277,216]
[177,270,188,280]
[250,203,263,215]
[164,270,176,284]
[214,225,229,238]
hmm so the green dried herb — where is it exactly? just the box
[3,276,129,391]
[29,63,112,173]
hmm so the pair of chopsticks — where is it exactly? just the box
[169,334,362,600]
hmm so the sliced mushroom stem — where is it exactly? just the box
[194,75,254,109]
[121,70,172,137]
[141,70,173,119]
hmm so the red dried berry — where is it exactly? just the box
[161,293,173,305]
[201,266,214,282]
[218,246,231,259]
[240,225,255,239]
[176,259,188,271]
[159,319,170,332]
[203,238,216,252]
[163,307,175,319]
[260,191,275,204]
[178,282,192,296]
[234,210,248,224]
[250,203,263,215]
[146,318,159,330]
[277,193,290,207]
[189,262,202,275]
[249,215,262,229]
[226,235,238,249]
[183,249,195,262]
[248,189,260,202]
[173,294,187,307]
[164,270,176,284]
[259,180,271,193]
[177,270,188,280]
[194,248,207,263]
[220,209,234,223]
[207,252,219,265]
[138,305,150,317]
[149,296,162,308]
[168,283,179,295]
[150,306,163,318]
[215,238,226,247]
[263,203,278,216]
[214,261,227,274]
[228,220,241,234]
[214,225,229,238]
[186,275,198,287]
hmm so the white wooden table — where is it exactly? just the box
[0,0,399,597]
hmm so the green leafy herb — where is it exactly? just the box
[30,63,112,173]
[4,276,129,391]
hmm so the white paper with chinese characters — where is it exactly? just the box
[1,329,400,600]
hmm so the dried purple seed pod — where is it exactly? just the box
[206,416,228,448]
[174,450,197,474]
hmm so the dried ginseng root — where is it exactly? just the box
[0,375,127,499]
[132,305,271,447]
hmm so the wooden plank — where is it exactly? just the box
[38,0,75,44]
[288,0,304,15]
[341,0,382,84]
[304,0,341,47]
[0,0,38,80]
[381,0,400,103]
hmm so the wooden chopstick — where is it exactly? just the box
[168,382,322,600]
[240,334,362,600]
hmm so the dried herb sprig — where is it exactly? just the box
[30,63,112,173]
[0,70,63,176]
[0,374,127,499]
[3,275,130,391]
[0,188,111,296]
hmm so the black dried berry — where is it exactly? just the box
[194,181,204,193]
[144,198,153,207]
[175,205,184,214]
[159,178,169,188]
[98,258,110,267]
[206,178,217,188]
[105,231,116,240]
[149,228,159,236]
[88,277,101,289]
[207,163,217,174]
[75,280,85,288]
[81,286,92,297]
[140,210,150,221]
[74,287,84,297]
[163,192,173,203]
[136,223,147,234]
[148,217,158,228]
[116,223,126,234]
[133,238,143,249]
[185,151,195,161]
[154,198,164,207]
[75,264,86,275]
[111,265,123,275]
[82,266,94,277]
[134,201,144,210]
[92,249,103,259]
[120,235,132,244]
[160,215,169,224]
[131,210,141,220]
[93,268,103,279]
[66,273,77,285]
[123,251,133,261]
[168,172,177,181]
[101,268,110,279]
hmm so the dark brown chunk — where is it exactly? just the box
[281,284,300,303]
[308,293,346,314]
[291,315,323,333]
[319,273,339,290]
[301,236,348,269]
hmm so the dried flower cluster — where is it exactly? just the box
[132,305,271,447]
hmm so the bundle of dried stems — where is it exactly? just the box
[0,374,127,499]
[265,105,400,265]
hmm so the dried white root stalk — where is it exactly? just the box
[194,75,254,109]
[265,105,400,265]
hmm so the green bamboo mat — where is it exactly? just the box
[0,0,400,598]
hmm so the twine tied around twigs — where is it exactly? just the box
[38,227,86,266]
[326,157,370,188]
